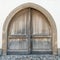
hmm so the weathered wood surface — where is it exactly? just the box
[7,8,52,54]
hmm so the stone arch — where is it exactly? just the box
[2,3,57,55]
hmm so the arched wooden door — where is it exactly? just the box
[7,8,52,55]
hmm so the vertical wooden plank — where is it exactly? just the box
[26,8,32,54]
[42,17,51,36]
[32,9,43,35]
[30,8,33,54]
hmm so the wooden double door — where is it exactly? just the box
[7,8,52,54]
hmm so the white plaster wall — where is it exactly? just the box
[0,0,60,49]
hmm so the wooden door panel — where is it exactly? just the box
[32,9,51,35]
[32,9,52,52]
[8,9,28,35]
[8,9,29,54]
[32,38,52,51]
[8,39,28,51]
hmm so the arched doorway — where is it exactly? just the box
[2,3,57,55]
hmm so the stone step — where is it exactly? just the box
[0,55,59,60]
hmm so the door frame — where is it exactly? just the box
[2,3,57,55]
